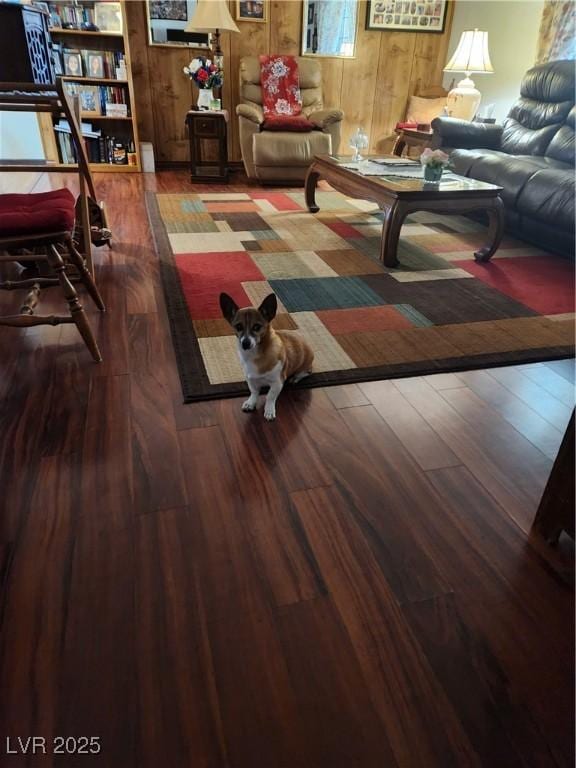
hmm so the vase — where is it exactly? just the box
[423,164,444,183]
[197,87,213,111]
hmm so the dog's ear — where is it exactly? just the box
[219,292,239,324]
[258,293,277,323]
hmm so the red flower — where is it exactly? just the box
[196,69,208,82]
[210,64,218,72]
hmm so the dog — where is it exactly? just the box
[219,292,314,421]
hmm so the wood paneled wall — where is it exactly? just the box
[125,0,454,165]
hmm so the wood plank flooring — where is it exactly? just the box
[0,170,574,767]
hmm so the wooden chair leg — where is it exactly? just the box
[47,244,102,363]
[64,236,106,311]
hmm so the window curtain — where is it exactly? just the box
[316,0,356,56]
[536,0,576,63]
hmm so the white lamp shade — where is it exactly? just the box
[444,29,494,74]
[184,0,240,33]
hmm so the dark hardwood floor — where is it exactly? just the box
[0,169,574,767]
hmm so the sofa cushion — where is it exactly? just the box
[521,59,575,103]
[545,105,575,165]
[253,130,331,167]
[517,168,575,232]
[450,150,530,206]
[500,60,574,155]
[0,188,76,237]
[450,149,571,207]
[501,112,570,155]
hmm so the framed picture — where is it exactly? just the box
[63,50,83,77]
[32,1,50,15]
[236,1,267,22]
[94,2,123,33]
[51,43,63,75]
[366,0,447,32]
[148,0,187,21]
[79,85,102,116]
[87,53,104,79]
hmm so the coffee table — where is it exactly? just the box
[305,155,504,268]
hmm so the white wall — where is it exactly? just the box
[443,0,545,121]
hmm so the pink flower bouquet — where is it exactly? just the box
[420,147,450,183]
[420,148,450,169]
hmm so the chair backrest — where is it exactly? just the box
[501,59,575,158]
[239,56,324,114]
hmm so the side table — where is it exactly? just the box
[185,109,229,183]
[392,128,434,157]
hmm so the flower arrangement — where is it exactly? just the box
[420,148,450,183]
[420,148,450,168]
[183,57,223,90]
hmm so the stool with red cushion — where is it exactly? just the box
[0,188,105,362]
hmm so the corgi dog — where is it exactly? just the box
[219,292,314,421]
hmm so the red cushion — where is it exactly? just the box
[0,188,76,237]
[395,121,418,130]
[262,115,317,132]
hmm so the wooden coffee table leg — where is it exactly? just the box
[392,134,406,157]
[305,165,320,213]
[380,201,407,268]
[474,196,505,263]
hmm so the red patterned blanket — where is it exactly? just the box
[259,55,302,117]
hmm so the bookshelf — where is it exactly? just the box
[50,27,123,37]
[48,1,141,173]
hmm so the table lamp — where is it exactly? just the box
[185,0,239,71]
[444,29,494,121]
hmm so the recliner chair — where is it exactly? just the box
[236,56,344,183]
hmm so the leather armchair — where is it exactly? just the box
[236,56,344,183]
[431,60,575,259]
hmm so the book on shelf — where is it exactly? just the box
[48,2,97,30]
[54,119,101,139]
[63,81,130,117]
[55,127,135,166]
[48,2,123,34]
[54,46,126,80]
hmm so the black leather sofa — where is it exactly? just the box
[431,60,575,259]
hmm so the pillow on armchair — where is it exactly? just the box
[262,115,317,132]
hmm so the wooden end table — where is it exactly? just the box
[186,109,229,183]
[392,127,434,157]
[305,155,504,268]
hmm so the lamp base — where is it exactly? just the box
[446,75,481,121]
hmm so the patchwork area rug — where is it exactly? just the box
[146,188,575,403]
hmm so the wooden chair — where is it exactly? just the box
[391,83,450,157]
[0,80,106,362]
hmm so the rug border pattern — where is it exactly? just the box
[146,191,574,404]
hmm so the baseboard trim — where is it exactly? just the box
[156,160,245,171]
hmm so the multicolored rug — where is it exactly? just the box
[146,188,575,403]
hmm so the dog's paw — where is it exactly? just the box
[242,399,257,412]
[264,406,276,421]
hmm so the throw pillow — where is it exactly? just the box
[262,116,316,132]
[406,96,447,125]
